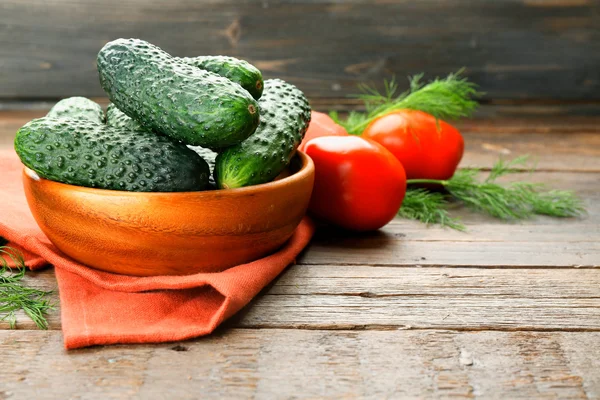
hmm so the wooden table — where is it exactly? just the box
[1,106,599,399]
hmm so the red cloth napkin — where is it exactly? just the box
[0,149,315,349]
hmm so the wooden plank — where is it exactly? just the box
[5,264,600,331]
[267,265,600,299]
[1,0,599,101]
[3,109,600,171]
[303,234,600,267]
[0,329,598,398]
[462,131,600,172]
[302,233,600,267]
[235,266,600,331]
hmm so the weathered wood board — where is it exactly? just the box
[1,0,599,101]
[5,262,600,331]
[1,329,599,399]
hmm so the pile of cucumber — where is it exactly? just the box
[14,38,311,192]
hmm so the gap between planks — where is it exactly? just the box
[297,264,600,269]
[230,325,600,333]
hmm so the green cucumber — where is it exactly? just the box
[106,103,145,131]
[188,146,217,174]
[47,97,105,124]
[188,146,218,187]
[106,103,218,185]
[97,38,260,148]
[214,79,311,189]
[178,56,263,100]
[14,117,209,192]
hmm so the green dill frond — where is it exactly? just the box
[409,73,425,92]
[485,155,531,182]
[516,184,586,218]
[443,156,584,220]
[397,68,481,121]
[402,156,587,230]
[0,246,54,329]
[336,111,372,135]
[398,189,465,231]
[355,77,407,113]
[446,172,537,220]
[338,69,482,135]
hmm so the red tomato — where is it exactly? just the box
[362,110,464,180]
[298,111,348,152]
[304,136,406,231]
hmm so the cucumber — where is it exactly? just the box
[106,103,145,131]
[15,117,210,192]
[178,56,263,100]
[106,103,218,186]
[214,79,311,189]
[47,97,105,124]
[188,146,217,173]
[97,38,260,148]
[188,145,217,186]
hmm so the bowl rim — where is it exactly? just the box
[23,151,314,197]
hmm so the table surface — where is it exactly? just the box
[1,107,599,399]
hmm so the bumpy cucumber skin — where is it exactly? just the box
[178,56,263,100]
[97,38,260,148]
[47,97,105,124]
[188,146,217,173]
[188,145,218,187]
[15,117,210,192]
[214,79,311,189]
[106,103,218,186]
[106,103,145,131]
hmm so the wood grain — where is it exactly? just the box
[462,131,600,172]
[234,265,600,331]
[0,329,598,399]
[5,263,600,331]
[0,0,599,101]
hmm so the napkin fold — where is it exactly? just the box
[0,150,314,349]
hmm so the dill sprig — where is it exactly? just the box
[399,156,586,230]
[398,189,465,231]
[330,69,482,135]
[0,245,54,329]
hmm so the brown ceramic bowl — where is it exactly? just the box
[23,152,314,276]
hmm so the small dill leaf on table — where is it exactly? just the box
[0,246,54,329]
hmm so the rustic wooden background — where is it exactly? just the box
[1,0,599,105]
[1,2,600,396]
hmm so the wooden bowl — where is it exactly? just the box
[23,152,314,276]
